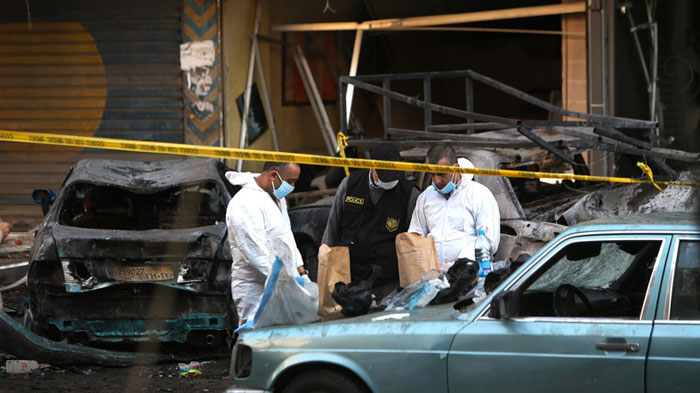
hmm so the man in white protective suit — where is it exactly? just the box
[226,162,307,327]
[408,144,500,271]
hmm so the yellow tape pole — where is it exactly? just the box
[1,130,699,188]
[336,132,350,176]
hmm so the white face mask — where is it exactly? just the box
[371,170,398,190]
[374,177,399,190]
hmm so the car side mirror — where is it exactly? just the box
[489,291,519,320]
[32,188,56,216]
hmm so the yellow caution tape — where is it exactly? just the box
[336,131,350,176]
[636,162,665,193]
[0,129,698,188]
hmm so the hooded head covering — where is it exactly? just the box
[457,157,474,182]
[369,143,402,182]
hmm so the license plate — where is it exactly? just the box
[111,266,174,282]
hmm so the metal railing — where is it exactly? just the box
[338,70,697,170]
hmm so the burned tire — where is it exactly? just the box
[282,369,368,393]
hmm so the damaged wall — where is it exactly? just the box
[181,0,224,147]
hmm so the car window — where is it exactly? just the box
[528,242,637,291]
[670,240,700,320]
[58,182,226,230]
[516,240,661,319]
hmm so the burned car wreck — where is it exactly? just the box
[26,158,239,348]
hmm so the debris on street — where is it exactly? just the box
[5,359,39,374]
[178,361,202,377]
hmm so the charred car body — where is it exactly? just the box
[27,158,239,348]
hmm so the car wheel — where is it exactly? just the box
[283,369,368,393]
[297,239,319,282]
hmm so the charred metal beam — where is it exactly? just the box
[467,72,657,129]
[387,128,536,148]
[427,123,509,132]
[465,77,475,126]
[340,78,348,133]
[649,158,675,176]
[352,70,473,81]
[593,127,652,149]
[517,126,578,166]
[558,140,699,162]
[521,119,654,129]
[349,138,533,149]
[544,126,605,142]
[423,77,432,130]
[341,77,518,126]
[382,80,391,137]
[543,127,678,175]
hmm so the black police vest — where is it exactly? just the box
[339,170,414,284]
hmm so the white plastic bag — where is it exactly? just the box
[237,257,320,331]
[380,270,449,311]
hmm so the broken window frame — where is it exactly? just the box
[57,181,227,231]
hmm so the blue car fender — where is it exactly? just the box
[267,351,376,392]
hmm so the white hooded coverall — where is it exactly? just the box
[408,158,500,270]
[225,172,304,327]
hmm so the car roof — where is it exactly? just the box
[564,212,700,234]
[64,158,226,191]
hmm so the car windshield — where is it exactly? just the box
[527,242,644,292]
[58,182,225,230]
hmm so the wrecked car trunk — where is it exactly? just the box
[27,158,237,348]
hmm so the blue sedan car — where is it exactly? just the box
[229,212,700,393]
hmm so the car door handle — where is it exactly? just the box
[595,342,640,352]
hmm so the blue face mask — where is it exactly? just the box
[432,174,455,195]
[272,173,294,199]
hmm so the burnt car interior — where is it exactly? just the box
[514,240,662,319]
[58,182,226,230]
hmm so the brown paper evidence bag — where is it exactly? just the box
[395,232,439,288]
[317,244,351,316]
[316,233,438,316]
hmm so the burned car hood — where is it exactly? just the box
[52,224,227,260]
[64,158,226,192]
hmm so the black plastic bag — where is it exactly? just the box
[430,259,479,305]
[332,265,381,317]
[484,253,530,294]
